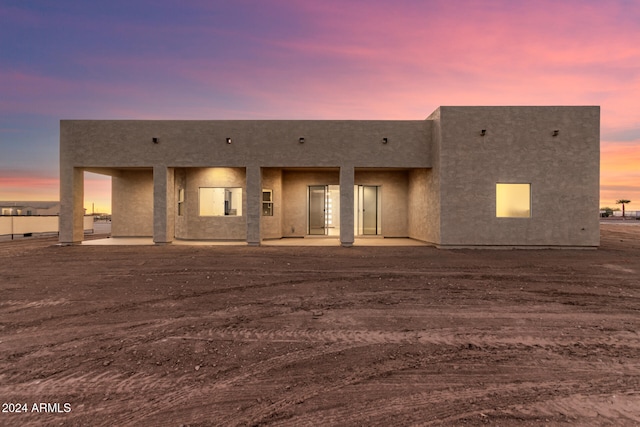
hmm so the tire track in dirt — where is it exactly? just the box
[501,392,640,425]
[0,299,69,313]
[132,343,429,426]
[90,324,640,425]
[227,358,419,426]
[4,312,639,425]
[272,380,639,426]
[110,341,360,426]
[1,276,330,329]
[6,318,638,425]
[215,348,638,426]
[0,370,189,398]
[179,325,640,353]
[0,319,175,360]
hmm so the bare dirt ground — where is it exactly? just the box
[1,224,639,427]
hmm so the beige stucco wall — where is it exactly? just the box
[59,120,430,169]
[436,106,600,247]
[0,216,93,235]
[408,168,438,243]
[111,169,153,237]
[408,108,443,244]
[354,169,409,237]
[38,206,61,215]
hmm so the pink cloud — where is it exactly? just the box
[0,172,59,201]
[148,0,638,124]
[5,1,638,124]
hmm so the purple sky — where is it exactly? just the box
[1,0,639,212]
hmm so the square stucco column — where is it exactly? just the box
[153,166,175,244]
[246,165,261,246]
[340,166,355,247]
[59,167,84,244]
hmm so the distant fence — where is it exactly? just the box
[601,210,640,219]
[614,210,639,218]
[0,216,94,239]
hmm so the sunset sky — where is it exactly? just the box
[1,0,639,213]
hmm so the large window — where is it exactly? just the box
[199,188,243,216]
[496,183,531,218]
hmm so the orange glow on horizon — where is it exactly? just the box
[83,174,111,215]
[600,142,640,208]
[0,174,112,215]
[0,176,58,201]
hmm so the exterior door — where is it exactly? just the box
[356,185,380,235]
[308,185,327,235]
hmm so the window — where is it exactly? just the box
[199,188,243,216]
[496,183,531,218]
[178,189,185,216]
[262,189,273,216]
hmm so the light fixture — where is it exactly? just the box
[382,137,388,144]
[152,137,159,144]
[299,137,305,144]
[552,130,559,137]
[226,137,232,144]
[480,129,486,137]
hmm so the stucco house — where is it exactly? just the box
[59,106,600,248]
[1,201,60,216]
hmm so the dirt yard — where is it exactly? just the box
[1,224,639,426]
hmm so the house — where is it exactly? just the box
[0,201,82,238]
[59,106,600,248]
[1,201,60,216]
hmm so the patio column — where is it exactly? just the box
[59,167,84,244]
[153,166,174,244]
[246,165,261,246]
[340,165,355,247]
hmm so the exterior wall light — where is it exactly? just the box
[226,137,232,144]
[299,137,305,144]
[552,130,559,136]
[382,137,388,144]
[480,129,486,136]
[152,137,159,144]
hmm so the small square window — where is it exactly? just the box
[496,183,531,218]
